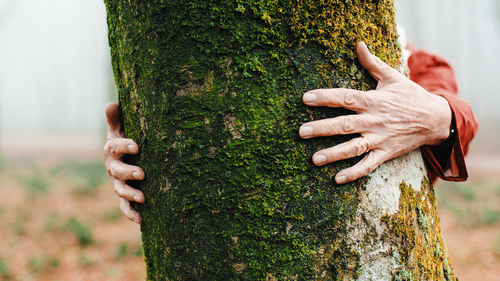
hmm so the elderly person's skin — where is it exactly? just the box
[104,42,452,224]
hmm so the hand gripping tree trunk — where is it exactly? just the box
[104,1,456,280]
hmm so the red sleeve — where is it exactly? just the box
[408,50,478,182]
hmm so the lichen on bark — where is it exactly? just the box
[104,0,453,280]
[382,180,455,280]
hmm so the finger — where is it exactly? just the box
[356,42,399,83]
[299,114,372,139]
[335,150,390,184]
[120,198,142,224]
[303,88,370,112]
[108,160,145,181]
[105,138,139,157]
[105,102,123,136]
[113,180,146,203]
[311,137,370,166]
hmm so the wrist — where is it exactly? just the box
[428,94,453,145]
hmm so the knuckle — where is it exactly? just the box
[338,149,350,160]
[109,166,117,178]
[110,143,121,156]
[113,183,123,195]
[107,141,118,156]
[120,200,132,216]
[353,140,366,156]
[103,142,110,154]
[365,161,377,174]
[111,167,123,179]
[109,161,119,174]
[341,116,356,133]
[363,165,372,175]
[343,93,356,106]
[125,211,135,221]
[357,93,371,107]
[366,165,375,173]
[375,156,386,167]
[364,90,377,103]
[119,202,127,214]
[356,163,370,175]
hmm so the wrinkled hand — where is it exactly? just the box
[104,103,145,224]
[299,42,452,184]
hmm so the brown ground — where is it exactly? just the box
[0,141,498,281]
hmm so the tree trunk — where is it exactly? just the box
[104,1,455,280]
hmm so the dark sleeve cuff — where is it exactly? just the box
[422,112,468,181]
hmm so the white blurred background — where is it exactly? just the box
[0,0,112,154]
[396,0,500,126]
[0,1,499,280]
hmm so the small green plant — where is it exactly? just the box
[28,257,43,274]
[48,257,60,269]
[0,258,11,279]
[450,182,476,201]
[11,210,31,236]
[115,242,143,259]
[11,220,26,236]
[78,253,94,267]
[493,234,500,257]
[444,203,466,222]
[28,256,60,275]
[102,208,122,222]
[17,174,50,197]
[116,242,128,258]
[106,267,119,278]
[133,243,143,257]
[481,207,500,225]
[494,183,500,196]
[44,212,61,231]
[64,217,94,246]
[51,160,107,196]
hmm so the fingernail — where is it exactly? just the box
[336,175,347,184]
[133,195,141,202]
[299,126,313,137]
[132,171,141,179]
[313,154,327,164]
[303,93,317,103]
[128,145,136,152]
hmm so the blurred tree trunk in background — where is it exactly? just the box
[104,0,455,280]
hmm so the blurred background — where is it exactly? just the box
[0,0,498,280]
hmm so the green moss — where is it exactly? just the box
[383,182,456,281]
[104,0,400,280]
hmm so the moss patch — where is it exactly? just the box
[383,181,455,281]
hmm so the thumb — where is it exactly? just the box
[356,42,399,83]
[105,102,123,135]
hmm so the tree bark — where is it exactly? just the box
[104,0,456,280]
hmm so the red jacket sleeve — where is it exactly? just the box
[408,50,478,182]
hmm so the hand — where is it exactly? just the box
[299,42,452,184]
[104,102,145,224]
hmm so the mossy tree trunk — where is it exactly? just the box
[104,0,455,280]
